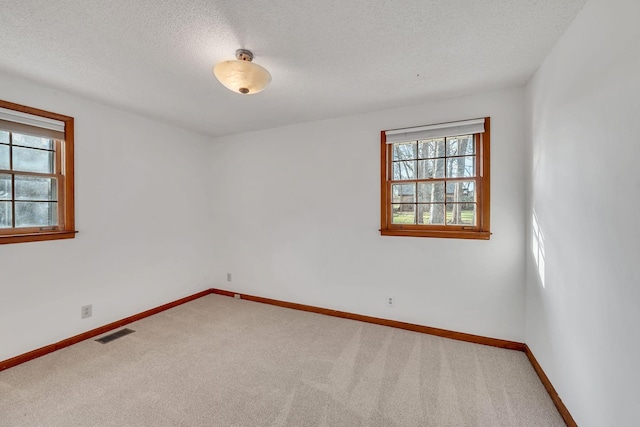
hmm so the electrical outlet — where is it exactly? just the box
[81,304,92,319]
[386,296,394,308]
[227,273,232,282]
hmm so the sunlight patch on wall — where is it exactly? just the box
[532,210,546,288]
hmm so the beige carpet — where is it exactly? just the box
[0,294,565,426]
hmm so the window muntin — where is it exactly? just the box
[380,118,490,239]
[0,100,75,244]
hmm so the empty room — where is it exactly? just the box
[0,0,638,426]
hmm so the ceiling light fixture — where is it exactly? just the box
[213,49,271,95]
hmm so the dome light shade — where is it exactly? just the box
[214,49,271,95]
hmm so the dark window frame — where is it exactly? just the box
[0,100,76,244]
[380,117,490,240]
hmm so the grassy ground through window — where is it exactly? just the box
[392,210,475,225]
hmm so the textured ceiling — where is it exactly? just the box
[0,0,586,138]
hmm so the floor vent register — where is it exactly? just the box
[95,328,136,344]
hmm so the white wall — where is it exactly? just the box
[0,72,214,361]
[525,0,640,425]
[211,87,527,342]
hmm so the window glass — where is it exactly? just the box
[12,146,54,174]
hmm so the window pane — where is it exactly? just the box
[446,135,474,156]
[446,181,476,203]
[12,134,53,150]
[0,201,10,227]
[418,182,445,203]
[392,183,415,203]
[446,156,475,178]
[417,159,445,179]
[418,138,445,159]
[0,174,11,200]
[15,175,57,201]
[392,142,416,161]
[0,130,8,143]
[0,144,8,170]
[393,160,416,180]
[12,146,54,173]
[447,203,476,225]
[15,201,57,227]
[418,204,445,225]
[392,204,415,224]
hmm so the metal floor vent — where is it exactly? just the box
[95,328,135,344]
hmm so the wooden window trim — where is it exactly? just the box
[0,100,76,245]
[380,117,490,240]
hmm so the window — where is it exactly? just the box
[0,100,76,244]
[380,117,490,239]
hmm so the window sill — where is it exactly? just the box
[380,228,491,240]
[0,230,78,245]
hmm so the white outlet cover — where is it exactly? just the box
[81,304,92,319]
